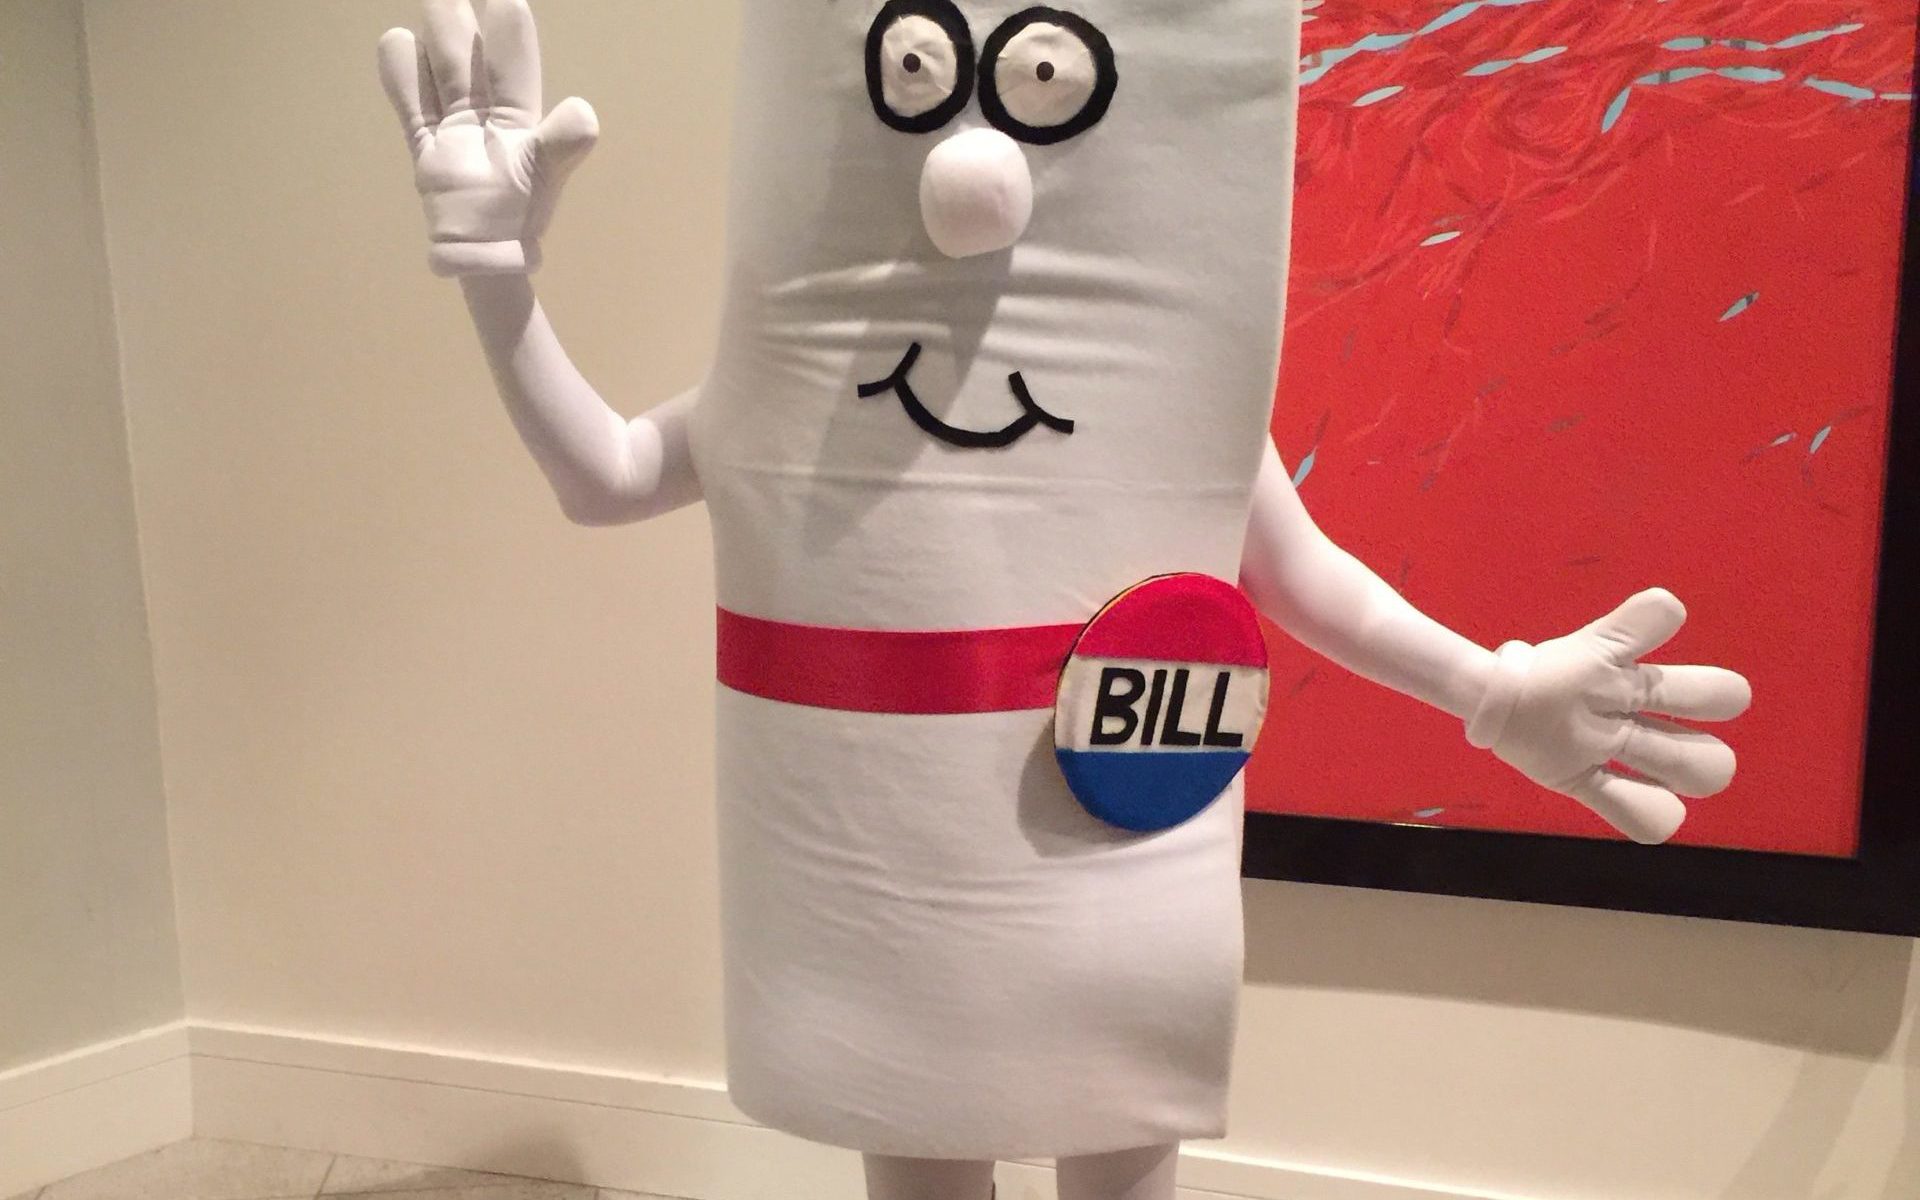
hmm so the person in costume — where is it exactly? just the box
[373,3,1752,1198]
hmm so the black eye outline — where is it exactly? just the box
[865,0,977,135]
[977,7,1117,146]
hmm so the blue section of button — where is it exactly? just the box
[1054,749,1250,833]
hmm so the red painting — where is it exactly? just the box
[1247,0,1917,856]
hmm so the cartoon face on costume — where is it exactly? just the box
[856,3,1118,447]
[696,0,1298,628]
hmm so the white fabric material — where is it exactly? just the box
[862,1154,996,1200]
[919,128,1034,259]
[376,0,1751,1162]
[861,1143,1179,1200]
[377,2,597,277]
[1465,592,1749,845]
[1464,640,1537,749]
[717,692,1243,1158]
[691,4,1285,1144]
[1057,1143,1182,1200]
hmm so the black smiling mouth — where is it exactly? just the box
[856,342,1076,450]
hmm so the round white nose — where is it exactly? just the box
[919,128,1033,259]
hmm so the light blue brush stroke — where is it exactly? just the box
[1604,60,1865,133]
[1717,66,1786,83]
[1300,0,1546,86]
[1414,807,1447,819]
[1292,448,1318,488]
[1721,291,1759,321]
[1662,23,1863,53]
[1771,432,1796,447]
[1421,229,1463,245]
[1354,32,1415,52]
[1419,3,1481,35]
[1636,66,1715,85]
[1810,426,1832,454]
[1776,22,1866,49]
[1806,76,1877,101]
[1464,44,1566,76]
[1354,85,1405,107]
[1601,88,1633,132]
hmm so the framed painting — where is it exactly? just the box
[1243,0,1920,935]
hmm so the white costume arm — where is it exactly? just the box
[1240,441,1494,720]
[1241,441,1752,844]
[461,276,701,525]
[377,0,701,526]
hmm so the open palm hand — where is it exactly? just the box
[1470,589,1752,845]
[377,0,597,276]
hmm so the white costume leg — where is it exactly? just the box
[863,1154,995,1200]
[1056,1143,1180,1200]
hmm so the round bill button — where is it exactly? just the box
[1054,573,1271,833]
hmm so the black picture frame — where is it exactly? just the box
[1243,43,1920,939]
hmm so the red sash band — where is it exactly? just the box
[716,607,1081,715]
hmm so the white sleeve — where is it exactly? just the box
[1239,439,1494,721]
[459,274,703,526]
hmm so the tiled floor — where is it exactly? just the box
[7,1139,674,1200]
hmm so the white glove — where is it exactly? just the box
[377,0,598,277]
[1466,588,1752,845]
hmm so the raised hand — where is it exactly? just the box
[376,0,598,276]
[1467,589,1752,845]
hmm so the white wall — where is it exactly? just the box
[0,0,184,1072]
[81,0,732,1078]
[75,2,1920,1198]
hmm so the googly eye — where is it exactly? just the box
[979,8,1116,145]
[866,0,976,134]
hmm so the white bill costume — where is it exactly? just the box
[376,0,1754,1165]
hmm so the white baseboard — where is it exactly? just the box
[188,1022,1528,1200]
[0,1022,194,1197]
